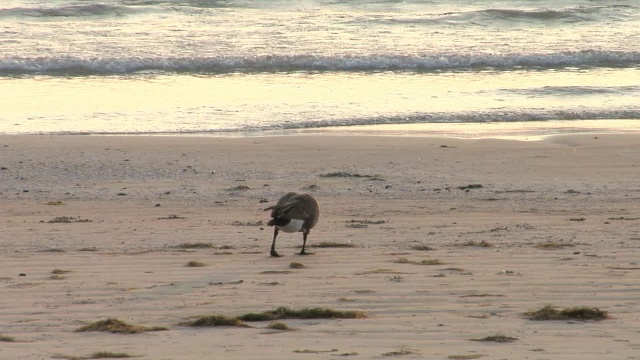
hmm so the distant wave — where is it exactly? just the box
[2,51,638,76]
[502,85,640,97]
[485,8,577,20]
[368,5,638,25]
[123,0,239,9]
[0,1,233,18]
[3,2,636,22]
[480,6,633,22]
[0,1,292,19]
[0,4,133,18]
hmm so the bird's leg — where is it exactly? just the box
[270,227,281,257]
[298,229,313,255]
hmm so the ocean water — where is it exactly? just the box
[1,0,639,137]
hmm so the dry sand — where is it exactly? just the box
[1,134,639,360]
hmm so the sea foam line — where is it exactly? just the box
[7,108,639,136]
[1,50,639,75]
[251,109,640,132]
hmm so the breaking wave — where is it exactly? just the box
[2,51,638,76]
[0,4,134,18]
[19,108,640,136]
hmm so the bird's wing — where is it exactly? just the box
[276,199,310,220]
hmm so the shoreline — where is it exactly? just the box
[310,119,640,140]
[2,119,638,141]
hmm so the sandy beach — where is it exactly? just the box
[1,134,639,360]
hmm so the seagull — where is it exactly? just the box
[264,192,320,257]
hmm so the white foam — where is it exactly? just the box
[2,50,639,76]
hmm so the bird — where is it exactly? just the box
[264,192,320,257]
